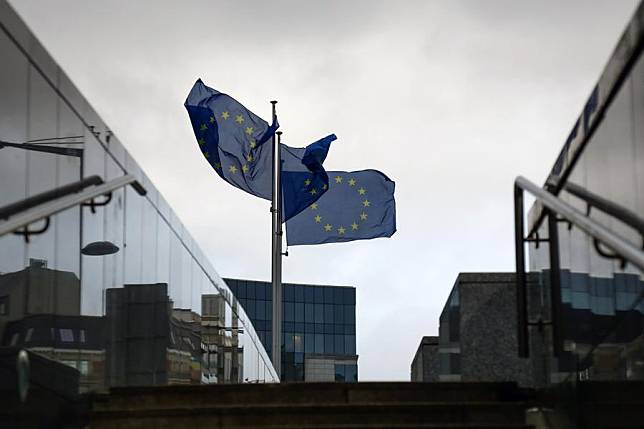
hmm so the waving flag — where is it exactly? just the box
[185,79,335,220]
[286,169,396,245]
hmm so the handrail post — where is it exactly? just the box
[514,183,529,358]
[547,210,563,357]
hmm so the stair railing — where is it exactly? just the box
[514,175,644,358]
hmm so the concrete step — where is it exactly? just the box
[578,401,644,428]
[90,402,529,429]
[92,382,530,412]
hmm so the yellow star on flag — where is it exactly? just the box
[310,188,317,195]
[221,111,230,120]
[245,126,254,135]
[214,162,221,170]
[235,114,244,124]
[360,212,368,221]
[314,215,322,223]
[358,188,366,195]
[322,184,327,190]
[334,176,343,183]
[242,164,249,173]
[249,140,257,149]
[351,222,359,230]
[362,199,370,207]
[246,154,253,162]
[198,138,206,145]
[324,224,332,232]
[348,178,356,186]
[228,165,237,174]
[203,152,209,158]
[209,116,216,124]
[304,179,311,186]
[200,124,207,131]
[310,203,318,210]
[338,226,346,235]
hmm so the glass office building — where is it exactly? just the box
[224,278,358,382]
[0,0,277,392]
[526,2,644,384]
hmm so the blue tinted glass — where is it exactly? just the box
[314,304,324,323]
[344,288,356,305]
[284,302,294,322]
[334,287,344,304]
[334,304,344,324]
[284,333,294,352]
[247,281,256,299]
[245,300,256,319]
[334,364,345,381]
[315,334,324,353]
[305,303,314,323]
[260,282,269,300]
[323,287,334,303]
[324,334,334,353]
[304,334,314,353]
[345,335,356,355]
[294,352,304,364]
[294,334,304,352]
[345,364,357,382]
[266,283,272,301]
[324,304,334,322]
[294,322,304,332]
[284,322,295,332]
[344,305,355,325]
[333,324,343,334]
[256,299,266,320]
[237,281,246,299]
[304,286,315,302]
[295,303,304,322]
[334,335,344,354]
[314,287,324,303]
[314,323,323,334]
[294,285,304,302]
[266,301,272,320]
[324,323,334,334]
[284,285,295,302]
[346,324,355,335]
[305,322,314,333]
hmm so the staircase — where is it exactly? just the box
[88,382,534,428]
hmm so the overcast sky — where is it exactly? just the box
[9,0,639,380]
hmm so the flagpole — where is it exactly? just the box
[270,101,283,379]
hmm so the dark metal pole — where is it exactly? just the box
[270,101,282,379]
[547,211,563,357]
[514,184,529,357]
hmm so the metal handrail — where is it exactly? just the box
[514,175,644,358]
[518,176,644,271]
[0,174,146,238]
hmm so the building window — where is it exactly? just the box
[10,332,19,346]
[60,328,74,342]
[0,296,8,315]
[79,329,86,343]
[78,360,89,376]
[25,328,34,343]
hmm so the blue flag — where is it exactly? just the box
[184,79,335,220]
[286,169,396,245]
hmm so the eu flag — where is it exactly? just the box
[184,79,335,220]
[286,169,396,245]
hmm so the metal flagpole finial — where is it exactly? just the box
[270,100,277,105]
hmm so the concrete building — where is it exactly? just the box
[410,336,438,382]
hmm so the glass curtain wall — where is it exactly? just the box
[528,49,644,383]
[0,3,277,391]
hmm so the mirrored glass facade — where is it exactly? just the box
[0,1,277,392]
[528,23,644,383]
[224,278,358,382]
